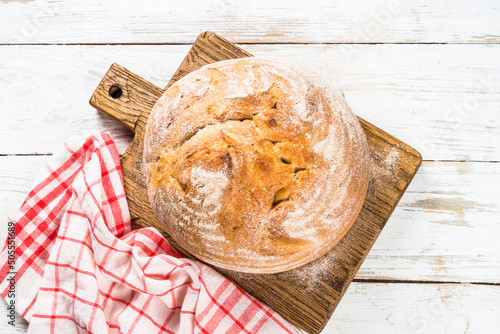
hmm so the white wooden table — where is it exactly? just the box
[1,1,499,333]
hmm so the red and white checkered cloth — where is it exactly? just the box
[0,132,299,334]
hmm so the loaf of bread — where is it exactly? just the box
[143,57,370,273]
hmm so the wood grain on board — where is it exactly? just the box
[88,32,422,333]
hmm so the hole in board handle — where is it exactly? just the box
[109,85,123,99]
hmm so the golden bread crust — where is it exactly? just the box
[143,57,370,273]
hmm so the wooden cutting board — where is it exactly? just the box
[89,31,422,333]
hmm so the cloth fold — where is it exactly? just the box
[0,132,298,334]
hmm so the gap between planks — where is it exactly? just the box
[353,278,500,286]
[1,42,500,46]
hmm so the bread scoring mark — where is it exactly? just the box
[226,116,252,122]
[174,176,187,192]
[280,156,292,164]
[294,167,306,173]
[264,138,280,145]
[271,186,292,210]
[176,123,209,149]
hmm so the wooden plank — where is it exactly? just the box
[1,0,499,44]
[0,156,44,226]
[2,158,498,284]
[1,44,499,160]
[324,282,500,333]
[358,161,500,283]
[0,281,498,333]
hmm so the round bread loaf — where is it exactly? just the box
[143,57,370,273]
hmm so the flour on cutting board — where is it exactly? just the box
[277,251,338,290]
[371,146,401,182]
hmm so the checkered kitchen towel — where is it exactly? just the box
[0,132,299,333]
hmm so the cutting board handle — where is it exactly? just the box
[89,63,164,132]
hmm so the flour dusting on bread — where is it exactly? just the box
[190,166,228,213]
